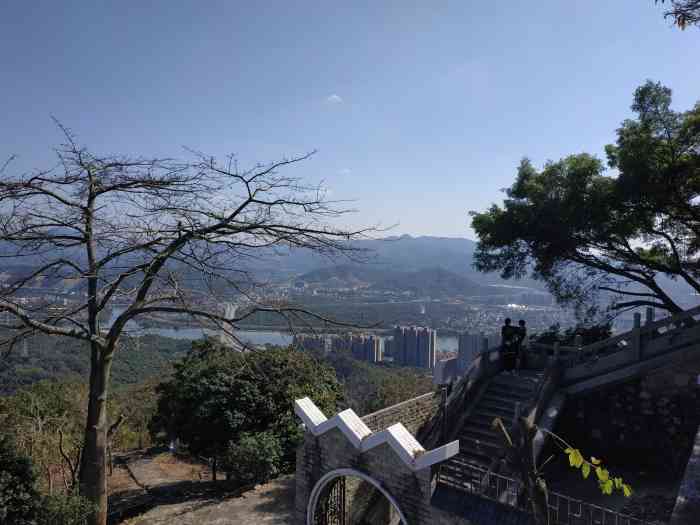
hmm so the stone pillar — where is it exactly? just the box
[633,312,642,361]
[645,307,655,325]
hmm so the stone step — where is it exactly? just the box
[487,383,534,400]
[472,408,514,422]
[460,425,501,442]
[477,399,518,417]
[490,378,537,394]
[459,436,502,457]
[467,412,505,428]
[479,392,527,410]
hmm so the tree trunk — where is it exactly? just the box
[79,344,113,525]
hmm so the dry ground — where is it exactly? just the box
[108,450,294,525]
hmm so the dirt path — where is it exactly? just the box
[108,450,294,524]
[122,476,295,525]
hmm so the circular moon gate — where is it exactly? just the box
[307,468,408,525]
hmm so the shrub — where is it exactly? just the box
[224,431,283,485]
[39,493,93,525]
[0,435,40,525]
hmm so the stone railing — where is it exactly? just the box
[527,305,700,394]
[361,390,442,436]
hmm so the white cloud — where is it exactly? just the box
[325,94,343,105]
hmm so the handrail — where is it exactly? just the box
[526,305,700,375]
[438,464,655,525]
[532,304,700,358]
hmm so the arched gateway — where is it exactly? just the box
[293,397,460,525]
[307,468,408,525]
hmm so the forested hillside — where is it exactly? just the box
[0,333,191,395]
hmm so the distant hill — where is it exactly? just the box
[0,234,543,292]
[297,264,487,298]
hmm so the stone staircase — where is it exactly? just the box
[439,370,543,489]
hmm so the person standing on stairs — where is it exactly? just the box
[501,318,518,373]
[515,319,527,373]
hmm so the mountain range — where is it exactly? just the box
[296,264,489,297]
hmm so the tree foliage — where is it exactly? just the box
[656,0,700,28]
[317,347,433,415]
[151,343,342,481]
[0,435,92,525]
[0,380,87,493]
[0,435,39,525]
[223,431,283,485]
[471,81,700,318]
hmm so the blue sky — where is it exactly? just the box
[1,1,698,238]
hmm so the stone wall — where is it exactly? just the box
[671,422,700,524]
[556,360,700,475]
[294,427,435,524]
[361,391,442,435]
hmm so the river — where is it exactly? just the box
[106,307,458,353]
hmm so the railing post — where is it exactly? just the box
[633,312,642,360]
[574,335,583,363]
[553,342,560,365]
[440,386,448,445]
[645,307,654,325]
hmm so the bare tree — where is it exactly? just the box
[0,123,375,525]
[656,0,700,28]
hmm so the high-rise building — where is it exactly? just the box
[293,334,328,353]
[392,326,437,369]
[349,334,382,363]
[457,332,501,370]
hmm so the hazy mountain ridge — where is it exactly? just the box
[297,264,487,297]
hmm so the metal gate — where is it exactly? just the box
[314,476,346,525]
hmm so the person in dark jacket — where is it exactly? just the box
[501,318,518,372]
[515,319,527,372]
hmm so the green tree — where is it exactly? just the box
[151,344,342,482]
[0,435,40,525]
[471,81,700,318]
[0,434,92,525]
[223,431,282,485]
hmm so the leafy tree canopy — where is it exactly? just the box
[0,435,39,525]
[471,81,700,318]
[151,343,342,477]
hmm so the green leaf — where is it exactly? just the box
[602,479,613,495]
[570,449,584,468]
[581,462,590,479]
[590,456,601,465]
[614,477,622,489]
[622,484,633,497]
[596,467,609,482]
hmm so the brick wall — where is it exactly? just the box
[361,391,442,435]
